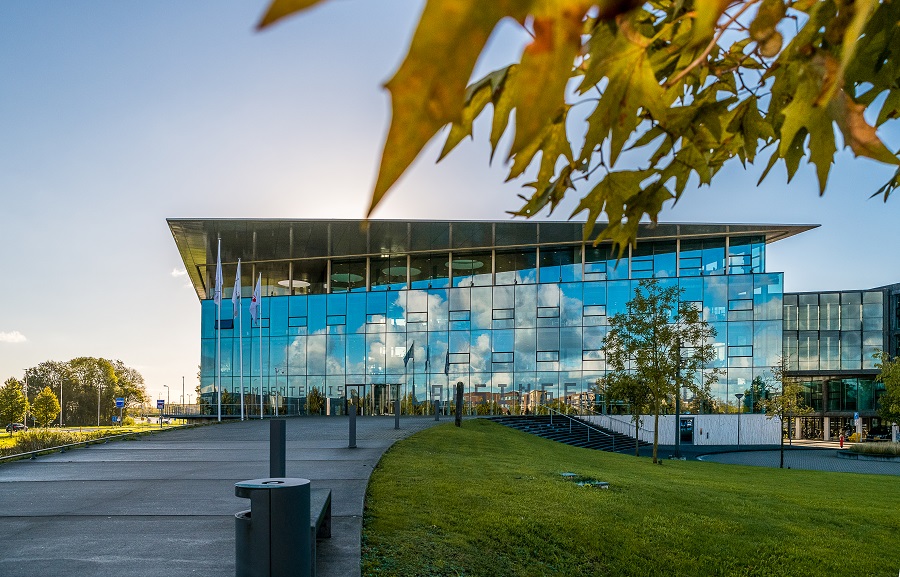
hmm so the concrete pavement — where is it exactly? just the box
[0,416,441,577]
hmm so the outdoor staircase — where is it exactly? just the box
[488,414,650,454]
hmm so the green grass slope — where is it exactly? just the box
[362,420,899,577]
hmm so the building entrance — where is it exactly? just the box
[680,417,694,444]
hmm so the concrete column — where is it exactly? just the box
[823,417,831,441]
[794,417,803,440]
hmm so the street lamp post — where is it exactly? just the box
[674,340,682,459]
[735,393,744,447]
[164,385,170,422]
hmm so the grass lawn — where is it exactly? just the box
[362,420,900,577]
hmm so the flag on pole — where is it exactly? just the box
[249,273,261,325]
[403,342,414,368]
[424,346,430,372]
[444,351,450,376]
[213,239,223,306]
[232,259,241,318]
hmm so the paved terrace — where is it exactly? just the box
[0,416,441,577]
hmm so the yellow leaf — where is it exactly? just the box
[257,0,327,30]
[368,1,534,216]
[506,7,587,160]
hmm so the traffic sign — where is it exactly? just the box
[157,399,165,410]
[115,397,125,408]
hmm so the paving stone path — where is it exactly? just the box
[0,416,441,577]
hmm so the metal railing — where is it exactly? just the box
[579,408,656,439]
[538,404,615,452]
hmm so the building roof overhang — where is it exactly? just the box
[168,219,818,300]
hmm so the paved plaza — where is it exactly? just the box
[698,445,900,475]
[1,418,896,577]
[0,416,440,577]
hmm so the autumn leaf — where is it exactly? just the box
[369,2,542,216]
[257,0,327,29]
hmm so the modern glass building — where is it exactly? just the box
[170,219,846,425]
[783,284,900,439]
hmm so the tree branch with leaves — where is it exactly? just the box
[259,0,899,250]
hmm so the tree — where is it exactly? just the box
[259,0,899,249]
[25,361,74,426]
[602,279,718,463]
[759,357,812,468]
[110,360,149,419]
[599,375,652,456]
[307,386,325,415]
[31,386,61,428]
[0,377,29,433]
[874,350,900,426]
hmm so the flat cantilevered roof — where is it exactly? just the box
[168,219,817,300]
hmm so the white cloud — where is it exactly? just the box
[0,331,27,343]
[171,268,187,277]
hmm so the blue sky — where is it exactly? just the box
[1,1,897,401]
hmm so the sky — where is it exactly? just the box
[1,1,898,402]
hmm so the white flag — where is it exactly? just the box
[232,259,241,318]
[213,238,223,305]
[249,273,261,324]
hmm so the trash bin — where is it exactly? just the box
[235,477,311,577]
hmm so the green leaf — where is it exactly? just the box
[580,19,667,165]
[439,67,512,161]
[507,107,573,186]
[511,162,576,218]
[570,169,672,250]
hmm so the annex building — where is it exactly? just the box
[169,219,899,442]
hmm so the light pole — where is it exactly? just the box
[735,393,744,447]
[182,376,185,413]
[164,385,170,420]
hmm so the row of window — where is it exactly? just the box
[784,291,884,331]
[206,236,767,298]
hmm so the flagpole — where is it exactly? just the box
[237,259,244,421]
[216,237,222,423]
[258,273,263,420]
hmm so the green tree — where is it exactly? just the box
[600,375,652,456]
[603,279,718,463]
[875,350,900,426]
[110,360,149,419]
[25,361,74,426]
[31,386,61,428]
[759,357,812,468]
[259,0,899,249]
[307,386,325,415]
[0,377,29,432]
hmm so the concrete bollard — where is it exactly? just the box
[270,419,286,478]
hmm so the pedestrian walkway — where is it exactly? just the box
[698,447,900,475]
[0,416,441,577]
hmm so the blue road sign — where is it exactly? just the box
[115,397,125,408]
[157,399,165,410]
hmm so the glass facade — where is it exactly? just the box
[783,290,885,371]
[172,220,896,426]
[195,230,784,417]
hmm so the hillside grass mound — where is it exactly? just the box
[362,419,900,577]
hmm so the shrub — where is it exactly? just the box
[1,429,109,457]
[122,416,136,426]
[848,442,900,456]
